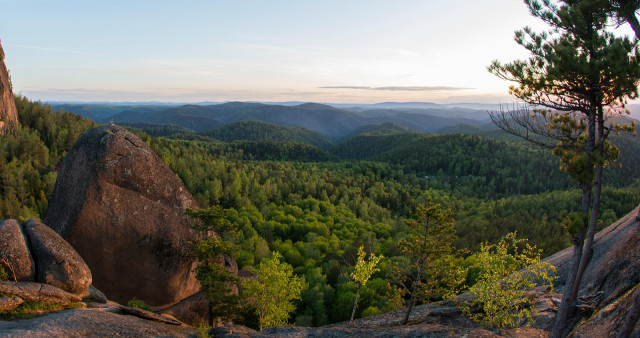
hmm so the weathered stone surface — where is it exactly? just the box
[24,219,92,295]
[0,39,18,136]
[0,307,196,337]
[0,296,23,311]
[0,219,35,281]
[545,206,640,303]
[79,285,107,304]
[543,205,640,335]
[43,125,202,307]
[569,283,640,337]
[159,290,209,325]
[116,305,183,325]
[0,281,81,304]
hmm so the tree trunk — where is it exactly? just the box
[208,302,213,327]
[403,265,422,325]
[621,10,640,40]
[551,231,585,338]
[617,286,640,338]
[350,285,361,323]
[572,102,604,301]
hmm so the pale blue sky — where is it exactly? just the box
[0,0,622,103]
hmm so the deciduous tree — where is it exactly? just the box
[242,252,304,330]
[349,246,382,323]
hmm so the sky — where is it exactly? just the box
[0,0,631,104]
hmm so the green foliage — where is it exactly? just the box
[126,297,153,311]
[395,197,466,324]
[187,206,242,325]
[196,324,212,338]
[461,232,556,328]
[0,266,8,281]
[0,96,95,220]
[242,252,304,330]
[0,301,83,320]
[349,246,382,322]
[351,246,382,286]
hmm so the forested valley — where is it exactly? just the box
[2,97,639,327]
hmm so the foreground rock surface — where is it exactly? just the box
[544,206,640,336]
[0,307,196,337]
[44,125,202,307]
[0,39,18,135]
[0,281,81,305]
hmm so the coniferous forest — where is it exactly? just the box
[1,97,639,327]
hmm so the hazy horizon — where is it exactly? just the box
[1,1,635,104]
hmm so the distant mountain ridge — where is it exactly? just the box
[104,102,490,139]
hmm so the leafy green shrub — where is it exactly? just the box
[460,232,556,328]
[127,297,153,311]
[0,266,8,281]
[0,301,83,320]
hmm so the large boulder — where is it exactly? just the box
[0,39,18,135]
[24,219,92,295]
[44,125,202,307]
[0,219,35,281]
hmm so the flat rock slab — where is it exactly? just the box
[0,281,81,305]
[115,305,183,325]
[0,297,23,311]
[0,307,196,337]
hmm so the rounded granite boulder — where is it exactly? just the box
[24,219,92,295]
[0,219,35,282]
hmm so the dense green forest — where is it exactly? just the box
[2,98,639,326]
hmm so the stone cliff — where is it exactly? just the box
[0,39,18,135]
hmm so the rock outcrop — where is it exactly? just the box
[544,205,640,336]
[0,218,91,296]
[24,219,92,295]
[0,307,196,337]
[44,124,202,307]
[0,219,35,281]
[0,39,18,135]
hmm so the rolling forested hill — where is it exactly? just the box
[57,101,491,140]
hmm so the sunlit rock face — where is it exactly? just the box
[0,39,18,135]
[44,124,202,307]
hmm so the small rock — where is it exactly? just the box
[80,285,108,304]
[0,296,24,311]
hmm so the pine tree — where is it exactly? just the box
[488,1,640,335]
[394,196,465,325]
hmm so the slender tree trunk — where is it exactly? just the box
[552,97,598,337]
[572,104,604,300]
[550,231,585,338]
[350,285,361,323]
[403,265,422,325]
[617,286,640,338]
[208,302,213,327]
